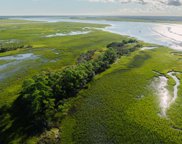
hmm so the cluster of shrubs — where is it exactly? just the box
[107,39,142,56]
[77,50,96,64]
[16,38,141,131]
[0,43,32,53]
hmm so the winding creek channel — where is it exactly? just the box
[157,72,180,117]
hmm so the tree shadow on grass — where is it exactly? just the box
[0,96,43,144]
[127,51,151,68]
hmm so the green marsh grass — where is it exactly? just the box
[61,47,182,144]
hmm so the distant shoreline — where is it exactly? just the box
[1,16,182,23]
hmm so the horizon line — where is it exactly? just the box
[1,15,182,17]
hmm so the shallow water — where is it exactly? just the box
[0,53,37,61]
[157,76,170,117]
[141,47,158,50]
[0,39,21,44]
[156,72,180,117]
[45,31,91,37]
[104,22,182,50]
[167,72,180,105]
[0,53,38,81]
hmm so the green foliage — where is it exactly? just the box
[107,38,142,56]
[93,48,117,73]
[107,38,138,48]
[20,73,55,128]
[62,62,94,95]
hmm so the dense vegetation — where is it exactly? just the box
[14,39,140,136]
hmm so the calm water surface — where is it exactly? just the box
[19,17,182,50]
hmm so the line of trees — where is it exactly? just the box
[15,38,142,131]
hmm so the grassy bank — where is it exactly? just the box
[61,47,182,144]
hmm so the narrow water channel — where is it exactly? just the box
[157,72,180,117]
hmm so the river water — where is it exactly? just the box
[18,17,182,51]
